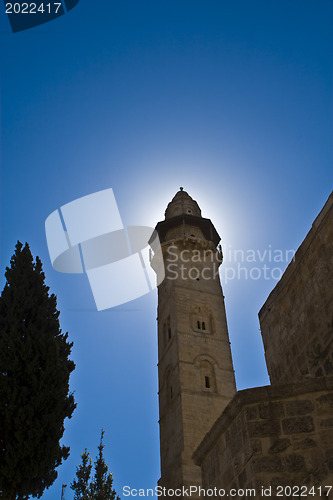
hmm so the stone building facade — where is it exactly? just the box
[193,191,333,498]
[152,190,333,499]
[259,192,333,384]
[193,377,333,498]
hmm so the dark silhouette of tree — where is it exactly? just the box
[71,430,120,500]
[0,242,76,500]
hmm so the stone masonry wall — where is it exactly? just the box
[193,377,333,499]
[259,192,333,385]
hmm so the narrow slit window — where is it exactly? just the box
[170,386,173,399]
[202,322,206,331]
[197,321,201,329]
[168,328,171,339]
[205,376,210,389]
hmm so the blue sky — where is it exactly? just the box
[0,1,332,498]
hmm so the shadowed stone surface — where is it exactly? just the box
[192,193,333,498]
[193,378,333,496]
[259,192,333,385]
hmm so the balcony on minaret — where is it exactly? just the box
[149,189,223,287]
[153,187,221,246]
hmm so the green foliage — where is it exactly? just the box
[0,242,76,499]
[71,450,92,500]
[71,430,120,500]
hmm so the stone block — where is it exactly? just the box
[293,437,317,450]
[284,453,306,472]
[252,456,284,473]
[282,416,314,434]
[268,438,291,454]
[285,400,314,416]
[306,463,329,485]
[259,402,284,419]
[320,418,333,428]
[270,476,293,489]
[248,420,281,437]
[316,393,333,412]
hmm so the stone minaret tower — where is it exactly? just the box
[150,189,236,495]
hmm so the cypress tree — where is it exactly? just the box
[0,242,76,499]
[71,450,92,500]
[71,430,120,500]
[90,430,119,500]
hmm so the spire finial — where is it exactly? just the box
[180,187,183,191]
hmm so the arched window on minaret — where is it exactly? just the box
[200,360,216,392]
[191,306,212,334]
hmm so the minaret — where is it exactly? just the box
[150,189,236,496]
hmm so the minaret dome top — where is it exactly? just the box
[165,188,202,219]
